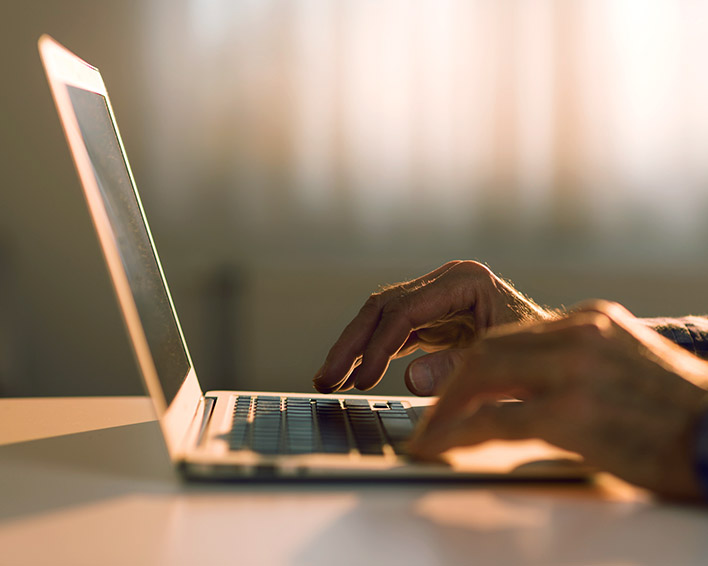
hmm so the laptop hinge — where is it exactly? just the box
[195,396,217,447]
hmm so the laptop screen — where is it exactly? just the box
[66,85,190,405]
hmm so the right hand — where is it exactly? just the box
[312,260,555,395]
[408,301,708,500]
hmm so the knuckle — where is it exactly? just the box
[361,292,384,313]
[576,298,613,314]
[576,299,633,321]
[453,260,491,278]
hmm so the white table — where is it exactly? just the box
[1,397,707,566]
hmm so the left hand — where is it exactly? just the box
[313,260,554,394]
[408,300,708,500]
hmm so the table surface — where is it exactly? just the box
[1,396,707,566]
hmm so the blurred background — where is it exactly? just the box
[2,0,708,398]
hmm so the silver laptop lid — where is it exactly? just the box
[39,35,203,457]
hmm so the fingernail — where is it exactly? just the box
[408,361,434,395]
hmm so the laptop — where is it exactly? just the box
[39,35,588,481]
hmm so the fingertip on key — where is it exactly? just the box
[313,367,347,394]
[312,382,338,394]
[312,369,332,394]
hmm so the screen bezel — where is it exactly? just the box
[38,35,203,458]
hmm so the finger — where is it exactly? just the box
[392,319,475,360]
[409,399,545,457]
[336,366,360,391]
[314,357,362,394]
[410,311,636,458]
[573,300,694,360]
[355,312,415,390]
[415,317,477,350]
[428,311,621,416]
[485,310,611,342]
[389,315,479,363]
[379,260,463,294]
[423,335,580,435]
[313,300,382,393]
[404,349,467,396]
[393,332,423,359]
[352,263,495,390]
[314,262,461,392]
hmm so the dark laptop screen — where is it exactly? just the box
[66,85,190,405]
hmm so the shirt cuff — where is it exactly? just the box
[641,317,708,360]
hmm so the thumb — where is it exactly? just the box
[404,349,466,396]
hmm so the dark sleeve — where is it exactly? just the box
[695,409,708,501]
[640,316,708,360]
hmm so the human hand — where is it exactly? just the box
[313,260,554,394]
[408,300,708,500]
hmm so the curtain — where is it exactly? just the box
[142,0,708,265]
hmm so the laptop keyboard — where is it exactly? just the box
[228,396,415,456]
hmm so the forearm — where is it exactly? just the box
[641,316,708,360]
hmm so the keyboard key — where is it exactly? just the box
[287,399,312,406]
[344,399,370,407]
[379,411,409,419]
[379,416,414,441]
